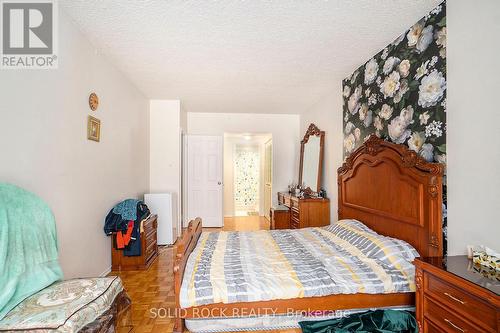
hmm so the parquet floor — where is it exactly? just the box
[110,216,300,333]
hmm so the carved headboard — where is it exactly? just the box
[338,135,444,257]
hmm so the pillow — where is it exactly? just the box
[327,219,419,261]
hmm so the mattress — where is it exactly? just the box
[180,219,419,308]
[0,277,126,333]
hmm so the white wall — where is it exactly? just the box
[0,9,149,278]
[446,0,500,254]
[149,100,183,236]
[300,91,344,223]
[150,100,181,193]
[188,113,300,209]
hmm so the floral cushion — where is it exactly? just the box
[0,277,124,333]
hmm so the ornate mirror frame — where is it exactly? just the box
[299,123,325,194]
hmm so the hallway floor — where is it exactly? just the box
[110,216,300,333]
[223,215,270,231]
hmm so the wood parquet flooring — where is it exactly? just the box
[110,216,300,333]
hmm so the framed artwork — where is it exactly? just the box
[87,116,101,142]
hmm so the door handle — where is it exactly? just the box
[218,182,222,185]
[444,319,465,332]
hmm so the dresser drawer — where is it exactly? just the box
[424,296,487,333]
[146,237,157,257]
[145,228,156,243]
[425,272,497,331]
[424,319,446,333]
[145,229,155,245]
[143,217,156,232]
[290,209,300,229]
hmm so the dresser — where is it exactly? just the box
[275,192,330,229]
[414,256,500,333]
[111,215,158,271]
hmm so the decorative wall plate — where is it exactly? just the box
[89,93,99,111]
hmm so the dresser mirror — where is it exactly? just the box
[299,123,325,194]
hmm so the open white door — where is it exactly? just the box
[264,139,272,220]
[187,135,223,227]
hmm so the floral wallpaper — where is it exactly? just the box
[342,2,447,253]
[234,146,260,213]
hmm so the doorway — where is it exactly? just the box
[223,133,272,222]
[234,144,260,216]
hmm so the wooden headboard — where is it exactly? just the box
[337,135,444,257]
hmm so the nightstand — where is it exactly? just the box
[414,256,499,332]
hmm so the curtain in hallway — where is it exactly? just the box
[234,145,260,215]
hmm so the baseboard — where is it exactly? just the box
[99,266,112,277]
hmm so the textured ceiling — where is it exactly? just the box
[60,0,441,114]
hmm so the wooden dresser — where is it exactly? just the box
[276,192,330,229]
[415,256,500,333]
[111,215,158,271]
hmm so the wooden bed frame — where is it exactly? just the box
[173,135,444,332]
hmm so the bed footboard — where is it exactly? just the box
[173,218,203,333]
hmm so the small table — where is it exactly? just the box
[414,255,499,333]
[270,205,290,230]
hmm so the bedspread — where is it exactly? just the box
[180,219,419,308]
[0,277,126,332]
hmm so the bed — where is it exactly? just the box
[173,135,444,332]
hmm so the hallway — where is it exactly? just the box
[223,215,270,231]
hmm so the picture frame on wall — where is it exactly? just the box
[87,115,101,142]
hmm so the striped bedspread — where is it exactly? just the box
[180,219,419,308]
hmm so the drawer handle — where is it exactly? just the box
[444,319,465,332]
[444,292,466,304]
